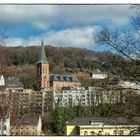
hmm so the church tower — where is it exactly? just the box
[36,39,49,89]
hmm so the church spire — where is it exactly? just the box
[37,39,48,64]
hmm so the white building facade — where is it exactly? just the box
[90,70,108,79]
[0,75,5,86]
[53,86,127,108]
[53,87,90,108]
[0,113,10,136]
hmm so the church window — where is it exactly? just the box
[38,67,39,75]
[46,66,48,74]
[42,66,44,74]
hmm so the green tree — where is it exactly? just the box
[53,107,65,134]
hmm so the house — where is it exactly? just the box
[5,77,23,92]
[5,76,23,88]
[11,115,42,136]
[118,80,140,90]
[66,117,140,136]
[36,39,81,90]
[0,75,5,86]
[90,69,108,79]
[0,106,10,136]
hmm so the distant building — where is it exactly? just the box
[66,118,140,136]
[50,74,81,89]
[0,75,5,86]
[53,86,126,108]
[0,75,23,92]
[5,76,23,87]
[90,69,108,79]
[53,87,89,108]
[0,106,10,136]
[11,115,42,136]
[36,39,81,90]
[118,80,140,90]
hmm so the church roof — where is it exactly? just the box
[36,39,48,64]
[49,74,80,83]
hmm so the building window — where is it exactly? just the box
[113,130,117,135]
[84,131,88,136]
[97,131,102,135]
[91,131,96,135]
[4,125,6,130]
[119,130,124,135]
[33,132,34,135]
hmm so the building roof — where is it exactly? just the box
[0,106,9,120]
[5,76,23,87]
[91,72,107,74]
[17,115,40,126]
[67,118,140,126]
[49,74,80,83]
[91,69,107,75]
[36,39,48,64]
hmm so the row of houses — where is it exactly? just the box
[0,106,42,136]
[1,74,140,116]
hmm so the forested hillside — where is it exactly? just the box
[0,45,139,88]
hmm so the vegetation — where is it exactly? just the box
[0,45,139,89]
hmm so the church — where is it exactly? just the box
[36,40,81,90]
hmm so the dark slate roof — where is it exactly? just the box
[0,106,9,120]
[91,72,107,74]
[67,118,139,125]
[49,74,80,83]
[18,115,40,126]
[5,77,23,87]
[36,39,48,64]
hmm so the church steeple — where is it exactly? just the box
[37,39,48,64]
[36,39,49,89]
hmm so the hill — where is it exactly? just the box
[0,45,139,88]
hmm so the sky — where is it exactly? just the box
[0,4,137,51]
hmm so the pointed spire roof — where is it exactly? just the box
[36,39,48,64]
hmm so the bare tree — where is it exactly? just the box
[0,27,10,75]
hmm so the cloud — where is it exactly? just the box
[0,5,134,30]
[4,26,102,48]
